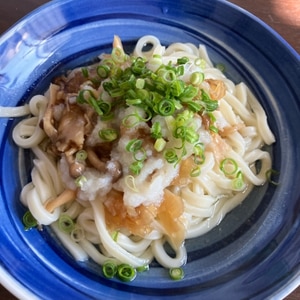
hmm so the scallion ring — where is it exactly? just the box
[75,150,87,162]
[22,210,38,230]
[74,175,87,188]
[232,171,245,190]
[169,267,184,280]
[126,139,143,153]
[98,128,118,142]
[129,161,144,175]
[220,158,238,176]
[58,214,75,234]
[97,65,110,78]
[136,265,149,272]
[102,261,118,279]
[190,166,201,177]
[111,47,126,63]
[164,149,178,164]
[117,264,137,282]
[265,169,280,186]
[156,99,176,116]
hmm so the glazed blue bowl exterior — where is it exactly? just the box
[0,0,299,299]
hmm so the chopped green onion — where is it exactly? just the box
[133,148,146,162]
[97,65,110,78]
[111,47,126,63]
[154,138,166,152]
[117,264,137,282]
[193,143,205,165]
[111,230,119,241]
[135,78,145,89]
[74,175,87,188]
[70,226,85,242]
[151,121,163,139]
[126,139,143,153]
[75,150,87,162]
[194,58,206,68]
[232,171,245,190]
[220,158,238,176]
[190,166,201,177]
[125,175,139,192]
[22,210,38,230]
[131,57,146,74]
[107,88,125,98]
[58,214,75,234]
[98,128,118,141]
[209,125,219,133]
[171,80,185,97]
[190,72,204,85]
[169,267,184,280]
[162,70,176,83]
[177,56,189,64]
[265,169,280,186]
[164,149,178,164]
[103,261,118,279]
[185,127,199,144]
[201,90,219,112]
[156,99,176,116]
[122,113,143,128]
[216,63,225,72]
[186,101,202,112]
[176,65,185,76]
[77,89,95,104]
[129,161,144,175]
[136,264,149,272]
[180,85,198,101]
[81,67,89,78]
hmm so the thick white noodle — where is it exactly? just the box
[12,95,48,148]
[51,222,88,261]
[151,239,187,268]
[91,197,150,267]
[0,104,30,117]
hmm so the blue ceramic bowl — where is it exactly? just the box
[0,0,299,299]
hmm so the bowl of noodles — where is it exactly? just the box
[0,0,300,299]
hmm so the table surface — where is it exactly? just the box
[0,0,299,299]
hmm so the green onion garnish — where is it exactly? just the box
[136,264,150,272]
[97,65,111,78]
[75,150,87,162]
[98,128,118,142]
[169,267,184,280]
[58,214,75,234]
[22,210,38,231]
[102,261,118,279]
[117,264,137,282]
[74,175,87,188]
[265,169,280,186]
[190,72,204,85]
[232,171,245,190]
[220,158,238,176]
[125,175,139,192]
[126,139,143,153]
[81,67,89,78]
[177,56,189,64]
[164,148,179,164]
[129,161,144,175]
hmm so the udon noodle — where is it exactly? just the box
[1,35,275,276]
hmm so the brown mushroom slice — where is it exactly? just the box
[44,189,77,213]
[42,83,60,141]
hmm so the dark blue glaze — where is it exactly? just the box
[0,0,299,299]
